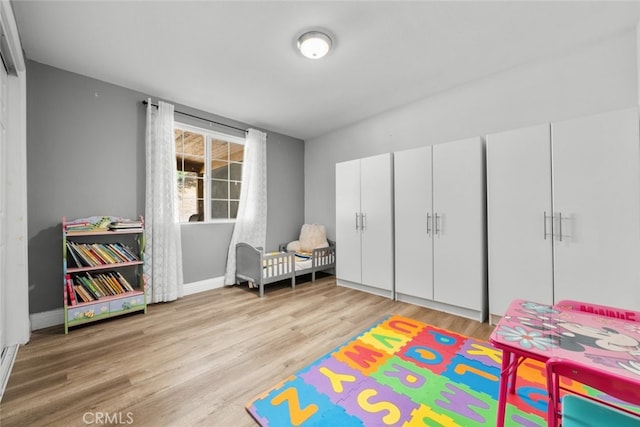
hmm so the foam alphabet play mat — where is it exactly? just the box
[246,314,552,426]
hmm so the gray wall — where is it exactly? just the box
[305,30,639,239]
[27,60,304,314]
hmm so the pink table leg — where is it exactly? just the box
[509,353,518,394]
[546,364,558,427]
[496,348,512,427]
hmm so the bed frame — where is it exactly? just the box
[235,240,336,297]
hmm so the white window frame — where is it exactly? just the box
[175,121,245,224]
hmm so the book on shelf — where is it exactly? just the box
[76,275,101,299]
[115,271,135,292]
[102,244,128,263]
[66,242,82,268]
[112,243,139,261]
[90,244,117,264]
[74,284,93,303]
[66,274,77,306]
[108,220,143,231]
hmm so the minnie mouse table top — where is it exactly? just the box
[490,299,640,426]
[491,299,640,379]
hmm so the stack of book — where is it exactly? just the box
[66,216,115,231]
[108,219,143,231]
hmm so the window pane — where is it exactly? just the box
[176,131,204,171]
[178,172,199,197]
[229,142,244,163]
[211,180,228,199]
[178,172,204,222]
[230,181,241,199]
[211,200,228,219]
[175,129,184,155]
[230,201,239,219]
[180,198,204,222]
[229,163,242,181]
[211,139,228,160]
[210,160,228,180]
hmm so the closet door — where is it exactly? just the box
[335,159,362,284]
[394,147,433,300]
[486,124,553,317]
[360,153,394,292]
[552,107,640,309]
[432,137,486,311]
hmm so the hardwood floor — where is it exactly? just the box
[0,276,495,427]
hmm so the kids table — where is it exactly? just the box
[489,299,640,427]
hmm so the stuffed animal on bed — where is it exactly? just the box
[286,224,329,254]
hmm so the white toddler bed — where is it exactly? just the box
[234,240,336,297]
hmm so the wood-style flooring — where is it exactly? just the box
[0,275,495,426]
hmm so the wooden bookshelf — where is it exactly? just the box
[62,216,147,333]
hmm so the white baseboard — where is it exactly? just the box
[30,276,227,330]
[183,276,225,296]
[30,308,63,331]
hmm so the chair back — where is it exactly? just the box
[546,358,640,427]
[561,395,640,427]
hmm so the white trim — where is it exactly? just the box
[0,1,25,72]
[29,277,227,330]
[1,0,29,347]
[0,344,18,402]
[30,308,63,331]
[395,292,485,323]
[336,279,394,299]
[183,276,225,296]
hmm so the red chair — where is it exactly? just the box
[546,358,640,427]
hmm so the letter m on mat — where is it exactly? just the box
[336,339,388,375]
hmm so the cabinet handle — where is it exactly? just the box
[426,213,431,236]
[558,212,563,242]
[435,213,441,236]
[544,211,549,240]
[355,212,359,231]
[362,213,367,231]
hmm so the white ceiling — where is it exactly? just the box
[12,1,640,140]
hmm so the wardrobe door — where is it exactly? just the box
[335,158,362,284]
[432,137,486,312]
[486,124,553,317]
[394,147,433,300]
[360,153,394,293]
[552,107,640,309]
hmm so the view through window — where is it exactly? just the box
[174,124,244,222]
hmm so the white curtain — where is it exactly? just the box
[224,128,268,284]
[144,99,184,302]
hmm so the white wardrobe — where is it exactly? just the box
[335,153,394,298]
[487,107,640,319]
[394,137,487,321]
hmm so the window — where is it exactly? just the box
[174,123,244,222]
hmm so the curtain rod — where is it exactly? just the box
[142,100,248,134]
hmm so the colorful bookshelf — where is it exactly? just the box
[62,216,147,333]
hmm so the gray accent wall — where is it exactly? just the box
[305,30,639,240]
[27,60,304,314]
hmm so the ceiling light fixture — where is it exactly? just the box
[297,31,332,59]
